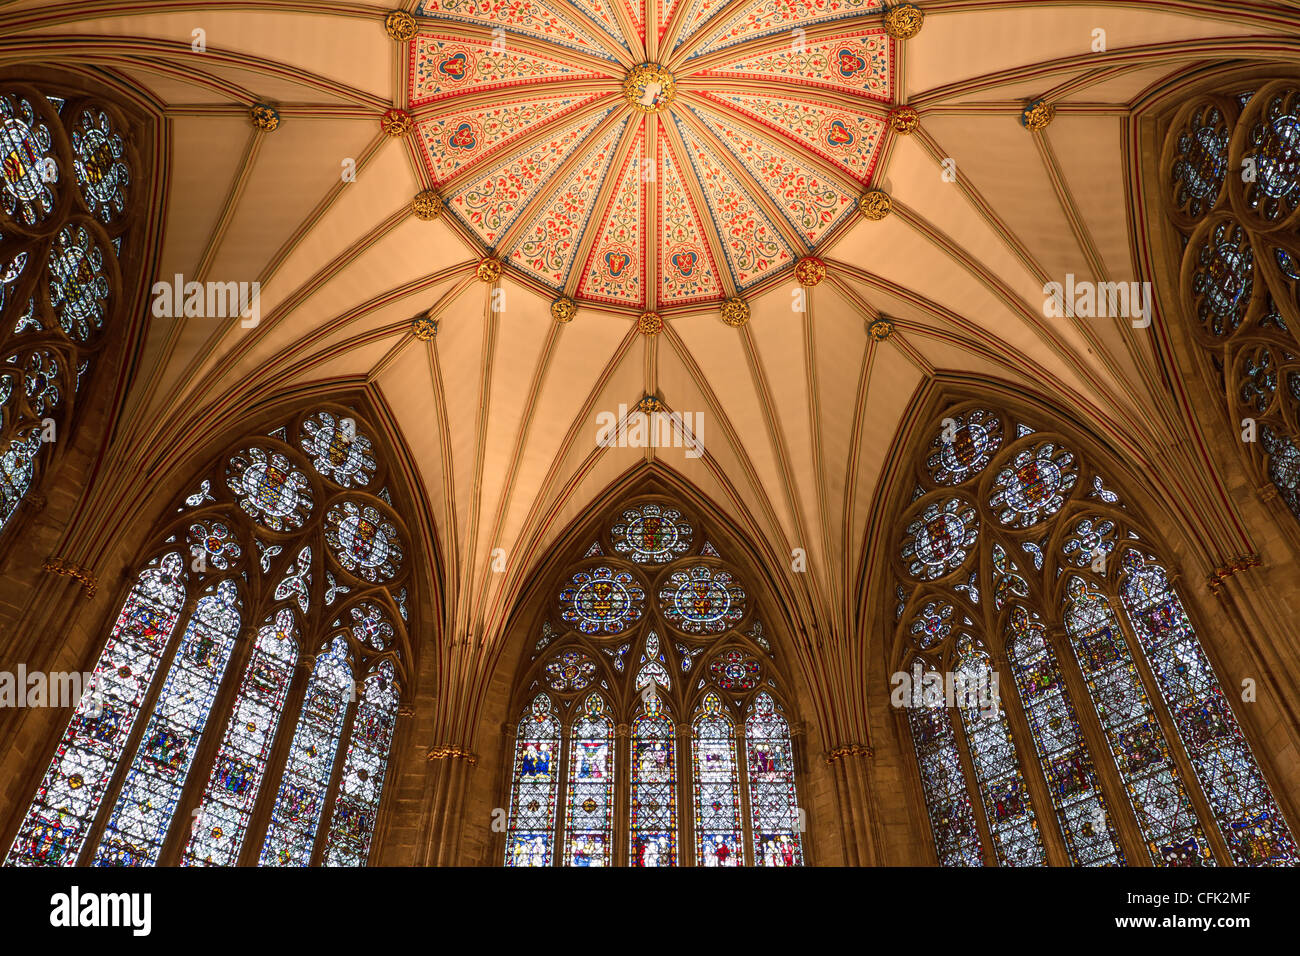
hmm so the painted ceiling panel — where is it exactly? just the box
[409,1,896,305]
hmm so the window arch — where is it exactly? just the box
[0,81,136,538]
[893,403,1297,866]
[502,497,805,866]
[4,404,413,867]
[1159,81,1300,524]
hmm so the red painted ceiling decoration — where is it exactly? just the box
[409,0,895,310]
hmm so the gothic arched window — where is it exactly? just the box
[1160,82,1300,523]
[893,404,1297,866]
[4,405,412,867]
[503,498,804,866]
[0,82,135,538]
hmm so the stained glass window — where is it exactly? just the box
[951,638,1045,866]
[564,694,614,866]
[5,553,185,866]
[94,581,243,866]
[746,693,803,867]
[1004,608,1124,866]
[0,84,134,539]
[658,565,746,634]
[544,649,596,691]
[505,695,560,867]
[896,404,1297,866]
[1062,578,1211,865]
[184,609,300,866]
[905,690,985,866]
[925,408,1003,485]
[1161,83,1300,525]
[259,637,352,867]
[988,442,1077,528]
[629,693,677,866]
[1118,552,1298,865]
[324,501,404,583]
[900,498,978,581]
[692,694,742,866]
[6,407,412,867]
[324,660,401,867]
[300,409,376,488]
[610,502,693,563]
[558,565,645,635]
[707,648,762,690]
[503,498,803,865]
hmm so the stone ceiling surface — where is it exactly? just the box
[2,0,1296,737]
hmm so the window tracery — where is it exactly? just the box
[504,497,803,866]
[1161,81,1300,523]
[5,405,412,867]
[0,83,136,537]
[895,404,1296,866]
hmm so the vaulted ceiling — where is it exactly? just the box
[4,0,1295,740]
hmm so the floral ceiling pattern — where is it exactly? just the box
[409,0,894,309]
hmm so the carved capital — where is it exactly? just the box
[426,744,478,764]
[42,557,97,598]
[1207,553,1261,595]
[825,743,874,763]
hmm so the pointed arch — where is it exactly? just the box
[2,399,424,867]
[882,393,1298,867]
[497,481,808,865]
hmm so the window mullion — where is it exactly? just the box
[946,696,1000,866]
[155,618,260,866]
[236,651,315,866]
[1107,577,1235,866]
[675,720,691,865]
[552,721,568,866]
[1043,622,1153,866]
[615,721,629,866]
[308,682,358,866]
[988,648,1071,866]
[76,591,200,865]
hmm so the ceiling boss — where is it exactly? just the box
[623,62,677,114]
